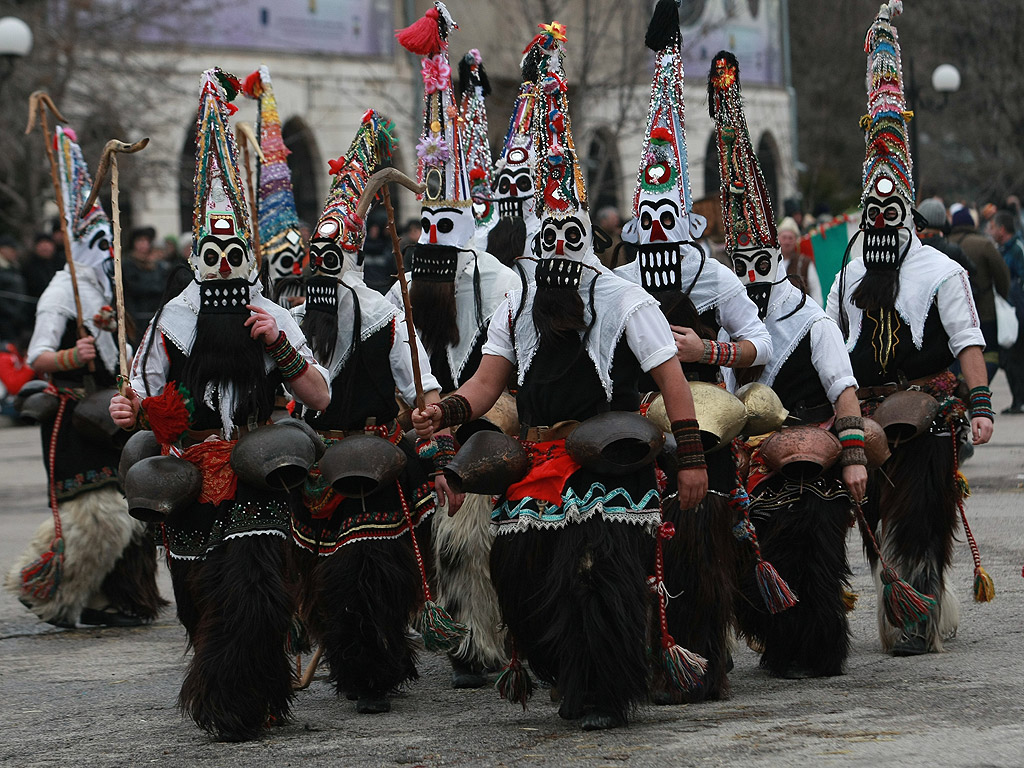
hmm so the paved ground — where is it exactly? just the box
[2,377,1023,767]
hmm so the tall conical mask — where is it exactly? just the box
[458,49,496,238]
[492,42,545,239]
[308,110,397,300]
[54,125,115,300]
[859,1,915,271]
[708,51,780,319]
[396,1,474,282]
[528,21,592,289]
[191,68,255,290]
[241,65,304,286]
[625,0,707,293]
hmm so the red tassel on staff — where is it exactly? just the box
[951,434,994,603]
[395,7,443,56]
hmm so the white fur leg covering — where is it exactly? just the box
[872,529,956,653]
[4,487,144,625]
[432,493,507,669]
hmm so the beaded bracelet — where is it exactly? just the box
[265,330,309,381]
[436,393,472,430]
[432,433,457,472]
[699,339,741,367]
[55,347,82,372]
[968,386,994,422]
[671,418,706,470]
[834,415,868,467]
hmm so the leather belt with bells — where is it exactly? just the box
[521,420,580,443]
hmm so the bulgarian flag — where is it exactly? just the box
[799,213,861,299]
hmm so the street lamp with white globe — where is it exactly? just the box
[0,16,33,87]
[906,59,961,197]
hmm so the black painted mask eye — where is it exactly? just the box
[516,175,531,192]
[202,248,219,267]
[640,211,653,230]
[226,245,245,267]
[279,255,294,270]
[564,225,583,248]
[660,211,676,230]
[542,227,557,247]
[436,217,454,234]
[420,216,430,231]
[734,260,745,278]
[497,175,511,194]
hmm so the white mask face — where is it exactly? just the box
[192,234,254,281]
[732,243,782,319]
[537,213,591,261]
[636,195,688,245]
[418,205,475,248]
[266,229,304,283]
[71,225,115,294]
[860,176,913,268]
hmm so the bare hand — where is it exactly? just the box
[841,463,868,503]
[244,304,281,345]
[670,325,706,363]
[109,386,140,429]
[433,472,465,516]
[972,416,993,446]
[76,335,97,364]
[676,466,708,510]
[412,404,441,439]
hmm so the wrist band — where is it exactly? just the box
[835,415,868,467]
[968,385,994,422]
[436,393,472,430]
[698,339,741,367]
[265,330,309,381]
[55,347,82,372]
[431,434,457,472]
[671,418,706,470]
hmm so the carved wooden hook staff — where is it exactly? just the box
[83,138,150,394]
[235,122,265,275]
[25,92,89,352]
[356,167,427,409]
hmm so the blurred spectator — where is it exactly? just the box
[399,218,422,257]
[783,198,808,234]
[0,236,31,342]
[988,210,1024,412]
[361,210,395,294]
[926,199,1004,383]
[595,206,623,268]
[778,217,822,305]
[123,226,169,347]
[1005,195,1024,235]
[21,233,64,299]
[486,217,527,269]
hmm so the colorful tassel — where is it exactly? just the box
[756,560,799,614]
[952,433,993,603]
[729,441,798,614]
[395,7,443,56]
[973,567,995,603]
[842,588,859,612]
[653,521,707,693]
[19,537,64,601]
[881,564,937,631]
[417,599,469,653]
[396,482,469,652]
[495,648,534,709]
[285,614,311,655]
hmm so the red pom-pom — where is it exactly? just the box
[395,7,443,56]
[651,126,673,143]
[361,109,375,124]
[142,382,194,445]
[469,167,486,183]
[241,70,263,98]
[225,102,239,116]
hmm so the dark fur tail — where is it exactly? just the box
[315,537,421,699]
[744,487,852,677]
[178,536,295,742]
[101,524,169,621]
[491,520,653,723]
[660,494,737,702]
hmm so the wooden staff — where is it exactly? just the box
[354,168,426,410]
[25,92,87,347]
[235,122,265,274]
[82,138,150,393]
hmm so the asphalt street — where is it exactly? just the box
[1,376,1023,768]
